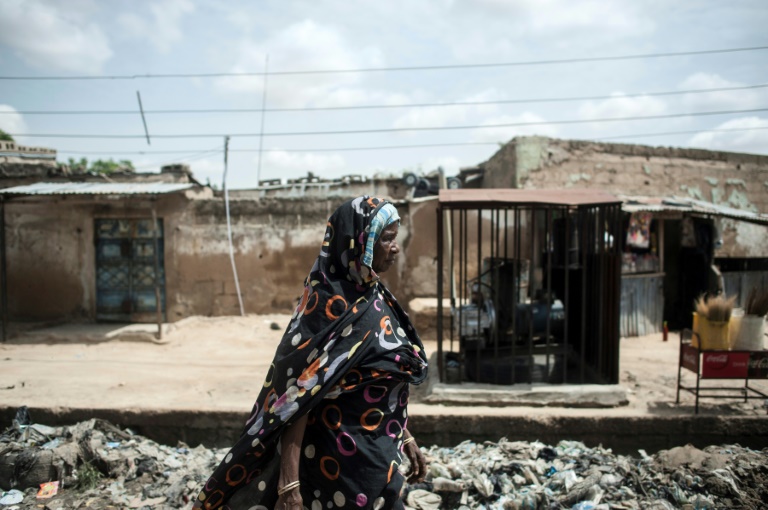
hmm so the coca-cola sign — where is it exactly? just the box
[681,344,699,373]
[748,352,768,379]
[702,352,749,379]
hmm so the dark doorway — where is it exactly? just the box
[95,218,165,322]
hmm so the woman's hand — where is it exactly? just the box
[276,488,303,510]
[403,433,427,484]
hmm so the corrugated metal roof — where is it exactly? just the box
[621,195,768,226]
[439,188,620,207]
[0,182,194,196]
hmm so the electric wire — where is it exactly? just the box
[8,107,768,139]
[1,45,766,80]
[5,83,768,115]
[50,127,768,170]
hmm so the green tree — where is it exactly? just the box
[0,129,14,142]
[89,158,135,174]
[65,157,135,174]
[67,157,88,172]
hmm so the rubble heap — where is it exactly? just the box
[407,440,767,509]
[1,409,766,509]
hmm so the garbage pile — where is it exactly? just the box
[407,440,767,509]
[0,408,218,509]
[1,408,766,509]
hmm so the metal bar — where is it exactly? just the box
[0,198,6,342]
[696,353,702,414]
[476,208,482,383]
[461,209,468,381]
[449,209,455,354]
[528,206,535,384]
[612,205,622,382]
[437,204,444,383]
[503,208,510,384]
[150,204,163,340]
[596,207,604,377]
[545,207,553,381]
[580,207,587,383]
[563,209,570,384]
[676,331,683,403]
[493,208,499,384]
[513,206,521,384]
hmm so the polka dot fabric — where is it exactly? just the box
[194,196,428,509]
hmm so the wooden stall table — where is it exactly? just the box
[676,329,768,414]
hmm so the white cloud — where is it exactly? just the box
[419,156,463,176]
[448,0,656,58]
[117,0,195,53]
[520,0,655,36]
[393,89,502,130]
[0,0,112,73]
[187,158,223,186]
[215,20,384,107]
[679,72,768,111]
[261,150,347,182]
[0,105,27,139]
[470,112,559,143]
[688,117,768,154]
[580,93,667,119]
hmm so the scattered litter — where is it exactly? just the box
[36,481,58,499]
[402,438,767,509]
[1,410,767,509]
[0,490,24,505]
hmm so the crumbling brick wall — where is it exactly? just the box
[482,137,768,257]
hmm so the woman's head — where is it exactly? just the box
[316,196,401,288]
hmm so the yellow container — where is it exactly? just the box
[698,316,730,350]
[692,312,700,347]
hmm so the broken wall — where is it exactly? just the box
[4,193,440,322]
[482,137,768,257]
[4,193,191,321]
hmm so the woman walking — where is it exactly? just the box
[195,195,428,509]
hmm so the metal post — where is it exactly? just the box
[437,204,444,383]
[151,204,163,340]
[1,198,7,343]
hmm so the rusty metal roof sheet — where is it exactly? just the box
[621,195,768,226]
[0,182,194,196]
[439,188,620,207]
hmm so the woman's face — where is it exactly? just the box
[371,222,400,274]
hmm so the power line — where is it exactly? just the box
[51,126,768,157]
[600,125,768,141]
[56,142,500,155]
[2,45,767,81]
[8,107,768,139]
[6,84,768,115]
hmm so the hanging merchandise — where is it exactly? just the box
[680,216,697,247]
[626,212,652,249]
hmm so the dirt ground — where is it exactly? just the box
[2,315,766,419]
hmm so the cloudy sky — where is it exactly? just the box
[1,0,766,189]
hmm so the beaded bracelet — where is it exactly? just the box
[278,480,301,496]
